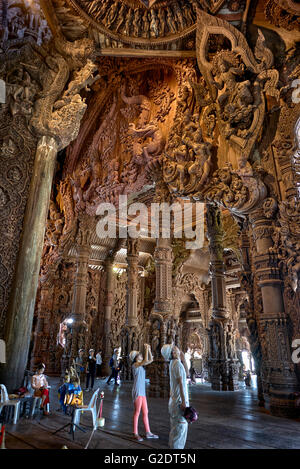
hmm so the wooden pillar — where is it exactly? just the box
[250,207,300,417]
[0,136,57,391]
[239,227,265,407]
[127,238,140,328]
[102,257,114,375]
[149,237,173,397]
[66,241,91,367]
[153,237,173,314]
[206,204,239,391]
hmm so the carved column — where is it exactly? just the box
[30,277,56,372]
[64,224,92,369]
[127,238,140,328]
[206,204,239,391]
[102,257,114,376]
[154,237,173,314]
[148,237,174,397]
[71,245,91,323]
[239,227,265,407]
[119,239,140,381]
[0,136,57,390]
[250,207,300,417]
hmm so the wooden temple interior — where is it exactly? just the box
[0,0,300,450]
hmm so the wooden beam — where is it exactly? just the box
[98,48,196,59]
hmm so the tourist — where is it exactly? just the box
[31,363,50,416]
[115,356,123,384]
[75,349,85,374]
[245,370,252,387]
[85,349,96,391]
[130,344,159,442]
[190,366,197,385]
[161,344,189,449]
[107,348,120,386]
[96,350,102,379]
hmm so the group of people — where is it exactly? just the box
[31,342,193,449]
[129,342,192,449]
[75,348,103,391]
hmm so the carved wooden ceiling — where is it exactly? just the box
[64,0,247,45]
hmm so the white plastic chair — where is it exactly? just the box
[0,384,20,424]
[31,396,42,417]
[73,388,99,431]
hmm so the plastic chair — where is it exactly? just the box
[73,388,99,431]
[0,384,20,424]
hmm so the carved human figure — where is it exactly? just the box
[70,172,85,212]
[142,10,150,38]
[157,8,166,36]
[181,2,195,25]
[150,9,159,38]
[178,86,191,114]
[151,320,160,356]
[226,322,236,360]
[106,158,119,184]
[166,7,177,34]
[121,85,151,128]
[123,9,133,36]
[172,1,186,30]
[173,144,188,192]
[209,323,221,359]
[213,55,247,108]
[133,8,142,37]
[103,1,119,28]
[187,143,212,188]
[114,4,127,32]
[129,121,165,164]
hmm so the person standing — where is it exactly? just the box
[190,365,197,385]
[161,344,189,449]
[96,350,102,379]
[85,349,96,391]
[107,348,120,386]
[129,344,159,442]
[75,349,85,375]
[115,356,123,384]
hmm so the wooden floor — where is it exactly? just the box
[4,377,300,449]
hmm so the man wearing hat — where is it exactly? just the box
[85,349,96,391]
[161,344,189,449]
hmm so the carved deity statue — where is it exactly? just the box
[151,320,161,356]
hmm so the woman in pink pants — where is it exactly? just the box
[129,344,159,442]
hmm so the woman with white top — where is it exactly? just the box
[31,363,50,415]
[129,344,159,442]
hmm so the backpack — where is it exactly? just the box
[109,357,114,368]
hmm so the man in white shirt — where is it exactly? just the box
[161,344,189,449]
[96,350,102,379]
